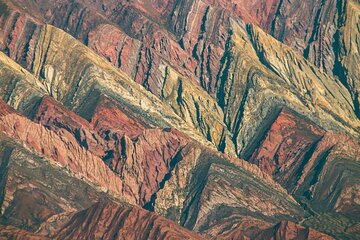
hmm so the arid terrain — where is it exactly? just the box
[0,0,359,239]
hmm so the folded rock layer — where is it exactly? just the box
[0,0,359,239]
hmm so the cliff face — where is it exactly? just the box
[0,0,359,239]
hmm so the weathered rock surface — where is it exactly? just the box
[0,0,360,239]
[249,109,326,185]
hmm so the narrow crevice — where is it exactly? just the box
[142,48,153,91]
[241,106,283,160]
[143,148,185,212]
[218,129,227,153]
[290,136,324,191]
[205,45,213,92]
[133,43,144,81]
[303,0,325,60]
[176,79,183,106]
[304,146,334,200]
[215,29,233,109]
[161,66,169,99]
[231,72,251,147]
[270,0,284,38]
[180,154,212,230]
[194,101,202,129]
[0,145,13,215]
[117,42,125,68]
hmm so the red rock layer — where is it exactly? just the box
[50,202,205,240]
[0,99,130,201]
[0,3,42,70]
[249,108,360,232]
[249,109,325,189]
[254,221,334,240]
[33,96,191,205]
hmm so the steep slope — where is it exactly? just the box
[0,135,205,239]
[0,27,318,239]
[214,21,359,159]
[257,0,360,119]
[335,0,360,118]
[1,0,359,156]
[0,225,48,240]
[0,135,112,231]
[248,109,360,238]
[0,0,350,97]
[0,0,359,239]
[153,144,310,239]
[0,99,134,203]
[49,202,205,240]
[254,221,334,240]
[33,96,192,206]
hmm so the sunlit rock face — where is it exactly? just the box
[0,0,359,239]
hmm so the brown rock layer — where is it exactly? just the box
[0,225,48,240]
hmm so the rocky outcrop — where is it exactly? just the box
[0,95,191,206]
[0,51,45,117]
[200,219,334,240]
[211,21,359,159]
[0,0,360,239]
[268,0,338,74]
[0,49,323,238]
[0,134,204,239]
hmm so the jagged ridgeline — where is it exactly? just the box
[0,0,359,239]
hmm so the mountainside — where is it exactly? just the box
[0,0,359,239]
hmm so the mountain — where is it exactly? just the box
[0,0,359,239]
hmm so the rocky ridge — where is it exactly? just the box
[0,0,359,239]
